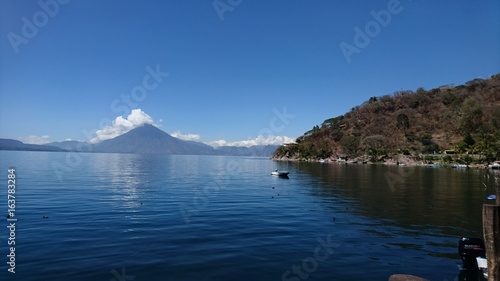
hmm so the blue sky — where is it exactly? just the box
[1,0,499,146]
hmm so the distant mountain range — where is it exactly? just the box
[0,139,66,152]
[0,124,278,157]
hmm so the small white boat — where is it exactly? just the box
[272,170,289,177]
[451,164,469,169]
[488,161,500,169]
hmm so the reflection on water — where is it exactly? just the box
[92,153,146,209]
[287,162,493,281]
[291,162,494,238]
[0,151,495,281]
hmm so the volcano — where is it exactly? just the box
[94,124,215,154]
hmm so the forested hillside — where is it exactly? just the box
[273,74,500,163]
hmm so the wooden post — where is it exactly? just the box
[482,191,500,281]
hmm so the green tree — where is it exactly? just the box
[441,90,456,106]
[418,134,439,154]
[453,133,475,154]
[459,98,483,136]
[453,141,469,154]
[463,133,475,147]
[492,106,500,129]
[340,135,360,155]
[396,113,410,133]
[396,113,410,146]
[462,155,473,165]
[475,135,500,161]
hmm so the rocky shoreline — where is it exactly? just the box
[271,154,493,169]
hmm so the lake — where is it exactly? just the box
[0,151,496,280]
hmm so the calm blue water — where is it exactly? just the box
[0,151,495,280]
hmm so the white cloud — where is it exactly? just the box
[86,108,294,147]
[90,109,155,143]
[207,139,229,147]
[21,135,51,145]
[207,135,295,147]
[171,131,201,141]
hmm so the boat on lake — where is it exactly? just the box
[451,164,469,169]
[488,161,500,169]
[272,170,289,177]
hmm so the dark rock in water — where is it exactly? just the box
[389,274,429,281]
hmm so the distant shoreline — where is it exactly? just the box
[271,154,495,169]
